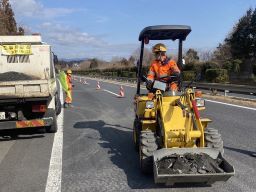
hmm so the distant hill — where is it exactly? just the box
[60,58,89,62]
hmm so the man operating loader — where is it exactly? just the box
[146,43,180,92]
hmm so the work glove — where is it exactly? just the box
[172,72,181,78]
[146,80,153,90]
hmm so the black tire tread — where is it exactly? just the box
[140,130,158,174]
[205,127,224,155]
[46,112,58,133]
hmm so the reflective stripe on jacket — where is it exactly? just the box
[66,75,72,90]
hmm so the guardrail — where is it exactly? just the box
[74,75,256,96]
[187,82,256,96]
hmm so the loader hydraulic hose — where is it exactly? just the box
[176,99,186,110]
[192,100,200,119]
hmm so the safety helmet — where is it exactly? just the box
[152,43,167,53]
[67,69,72,74]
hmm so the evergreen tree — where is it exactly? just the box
[89,58,99,69]
[226,8,253,59]
[185,48,199,64]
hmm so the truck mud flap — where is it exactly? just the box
[16,118,53,128]
[0,117,53,130]
[153,148,235,186]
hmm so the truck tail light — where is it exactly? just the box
[32,105,47,112]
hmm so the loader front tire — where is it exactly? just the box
[205,127,224,155]
[139,130,158,174]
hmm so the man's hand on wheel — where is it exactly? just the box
[146,80,153,90]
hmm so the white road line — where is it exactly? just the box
[103,89,120,97]
[45,82,64,192]
[205,99,256,111]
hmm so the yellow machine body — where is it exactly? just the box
[134,89,211,149]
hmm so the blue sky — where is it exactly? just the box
[10,0,256,60]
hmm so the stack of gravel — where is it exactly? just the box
[156,153,224,175]
[0,72,40,81]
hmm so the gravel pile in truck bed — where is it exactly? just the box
[0,72,40,81]
[156,153,224,174]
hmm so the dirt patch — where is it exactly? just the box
[202,93,256,108]
[0,72,40,81]
[156,153,224,175]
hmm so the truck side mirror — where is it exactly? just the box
[53,54,58,64]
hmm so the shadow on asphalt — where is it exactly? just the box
[0,129,45,141]
[224,146,256,157]
[74,120,211,190]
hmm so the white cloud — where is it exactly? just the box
[38,22,138,60]
[95,16,109,23]
[10,0,75,19]
[39,22,105,46]
[9,1,137,60]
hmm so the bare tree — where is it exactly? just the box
[199,50,214,61]
[0,0,24,35]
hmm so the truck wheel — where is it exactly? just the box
[133,117,141,151]
[46,113,58,133]
[139,130,158,174]
[204,127,224,155]
[55,95,62,116]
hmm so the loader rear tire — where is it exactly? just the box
[205,127,224,155]
[139,130,158,174]
[133,117,141,151]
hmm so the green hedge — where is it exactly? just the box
[74,66,144,78]
[205,69,229,83]
[182,71,196,81]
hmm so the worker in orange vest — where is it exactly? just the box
[146,43,180,92]
[64,69,73,108]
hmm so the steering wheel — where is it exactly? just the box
[142,74,180,92]
[158,74,180,84]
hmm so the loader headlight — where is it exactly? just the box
[146,101,154,109]
[195,98,205,107]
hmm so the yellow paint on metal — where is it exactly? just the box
[134,86,208,149]
[1,44,32,55]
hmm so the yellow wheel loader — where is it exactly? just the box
[133,25,234,185]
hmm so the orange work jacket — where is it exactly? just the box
[66,75,72,90]
[147,59,180,91]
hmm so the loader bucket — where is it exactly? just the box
[153,148,235,186]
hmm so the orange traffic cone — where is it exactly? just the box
[96,81,101,90]
[117,85,125,97]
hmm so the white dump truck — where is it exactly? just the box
[0,35,61,134]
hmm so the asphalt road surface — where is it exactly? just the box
[0,76,255,192]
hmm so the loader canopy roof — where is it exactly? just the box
[139,25,191,41]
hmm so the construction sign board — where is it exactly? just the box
[0,44,32,55]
